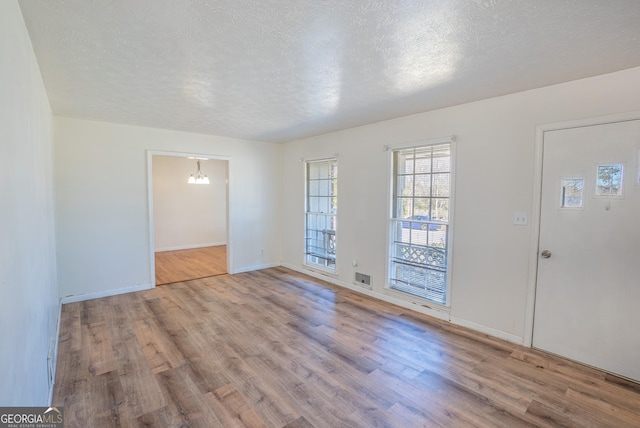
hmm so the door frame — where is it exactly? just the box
[146,150,232,287]
[524,110,640,347]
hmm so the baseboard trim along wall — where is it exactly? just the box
[232,262,280,274]
[48,301,62,405]
[155,242,226,252]
[280,262,525,346]
[60,283,154,304]
[281,263,451,322]
[449,316,525,345]
[57,263,524,349]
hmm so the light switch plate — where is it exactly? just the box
[513,212,528,226]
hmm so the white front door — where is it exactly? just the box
[533,119,640,381]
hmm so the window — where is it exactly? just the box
[560,178,584,209]
[389,142,452,305]
[595,164,623,197]
[305,158,338,270]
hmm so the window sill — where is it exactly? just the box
[303,264,339,279]
[382,285,451,311]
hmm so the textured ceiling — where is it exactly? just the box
[18,0,640,143]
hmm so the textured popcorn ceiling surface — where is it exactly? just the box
[18,0,640,143]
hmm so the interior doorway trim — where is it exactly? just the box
[524,110,640,346]
[146,150,232,287]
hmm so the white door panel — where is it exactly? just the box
[533,120,640,381]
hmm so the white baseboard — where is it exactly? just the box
[48,300,62,405]
[155,242,226,252]
[232,262,280,274]
[280,263,451,322]
[448,316,525,345]
[60,283,154,304]
[280,262,525,344]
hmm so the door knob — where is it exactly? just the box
[540,250,552,259]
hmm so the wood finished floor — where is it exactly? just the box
[155,246,227,285]
[53,267,640,427]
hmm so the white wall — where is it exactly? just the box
[153,156,227,251]
[54,118,281,299]
[281,66,640,344]
[0,1,58,405]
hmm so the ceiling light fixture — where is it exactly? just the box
[187,160,210,184]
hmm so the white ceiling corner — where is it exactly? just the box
[18,0,640,143]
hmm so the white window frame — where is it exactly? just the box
[385,137,455,307]
[303,156,338,274]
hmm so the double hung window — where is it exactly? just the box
[305,158,338,270]
[389,142,452,304]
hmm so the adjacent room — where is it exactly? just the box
[152,155,229,285]
[3,0,640,426]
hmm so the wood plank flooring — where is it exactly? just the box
[53,267,640,427]
[155,246,227,285]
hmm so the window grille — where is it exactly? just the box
[389,143,452,304]
[305,158,338,270]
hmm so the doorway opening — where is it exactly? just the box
[147,151,231,286]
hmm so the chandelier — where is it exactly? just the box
[187,160,210,184]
